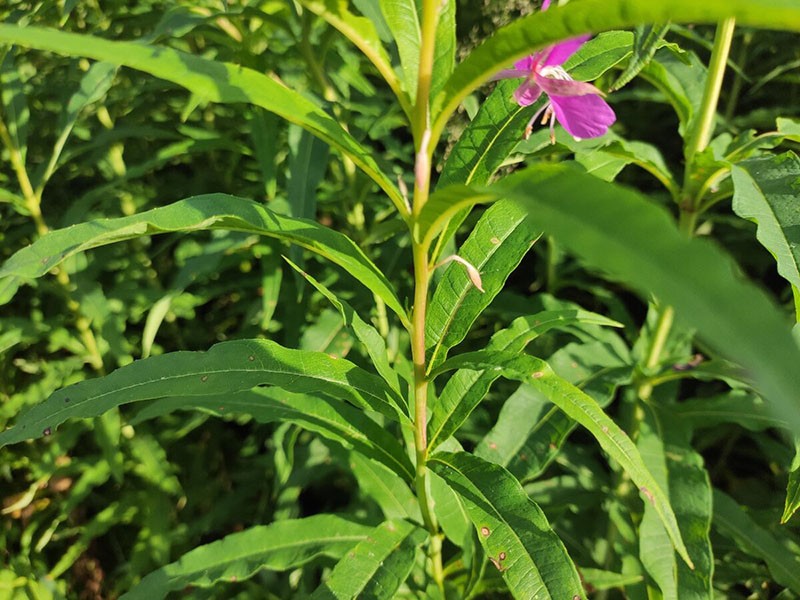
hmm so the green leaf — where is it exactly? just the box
[429,308,622,451]
[0,193,407,325]
[610,24,671,91]
[133,387,414,483]
[350,452,420,521]
[732,152,800,295]
[431,350,692,568]
[0,24,405,213]
[428,451,585,599]
[285,257,402,395]
[784,464,800,524]
[122,516,374,599]
[641,48,706,136]
[431,0,455,99]
[300,0,409,109]
[478,341,631,482]
[379,0,420,98]
[490,163,800,432]
[638,409,712,599]
[425,200,540,373]
[0,338,410,448]
[431,0,800,137]
[713,490,800,592]
[564,30,634,81]
[782,440,800,524]
[310,520,425,600]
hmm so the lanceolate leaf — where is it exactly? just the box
[784,448,800,524]
[428,309,622,451]
[491,164,800,432]
[428,451,585,599]
[284,257,402,395]
[0,194,407,325]
[0,339,409,448]
[132,387,415,483]
[431,0,456,99]
[122,516,374,599]
[379,0,420,98]
[431,350,692,567]
[732,152,800,295]
[425,200,540,373]
[0,24,405,213]
[431,0,800,140]
[638,409,712,599]
[310,520,425,600]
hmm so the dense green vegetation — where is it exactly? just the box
[1,0,799,598]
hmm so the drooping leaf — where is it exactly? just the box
[0,24,405,212]
[0,338,409,448]
[122,516,374,599]
[0,194,407,324]
[428,451,585,599]
[429,308,622,451]
[310,520,425,600]
[284,257,402,395]
[432,350,692,567]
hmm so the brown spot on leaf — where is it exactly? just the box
[531,371,544,379]
[200,375,208,382]
[640,486,655,505]
[480,526,490,537]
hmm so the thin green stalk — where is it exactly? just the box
[684,18,736,178]
[409,0,444,590]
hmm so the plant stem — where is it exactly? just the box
[684,18,736,171]
[409,0,444,590]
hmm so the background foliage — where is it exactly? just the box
[1,0,800,598]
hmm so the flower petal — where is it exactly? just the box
[542,36,590,66]
[549,94,616,139]
[513,55,537,72]
[535,73,603,97]
[514,80,543,106]
[492,68,526,81]
[542,0,552,10]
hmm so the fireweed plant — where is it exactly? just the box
[1,0,800,597]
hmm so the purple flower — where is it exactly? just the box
[493,0,615,142]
